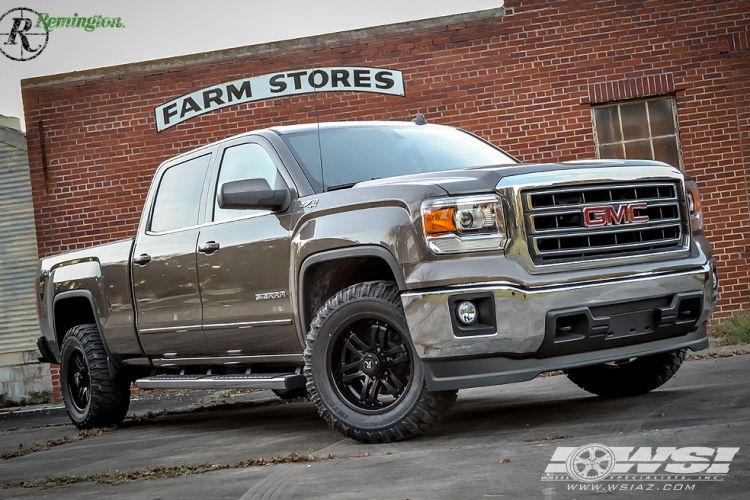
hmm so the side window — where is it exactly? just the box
[150,154,211,232]
[213,143,283,222]
[592,96,683,169]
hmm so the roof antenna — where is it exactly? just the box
[312,80,325,191]
[412,112,427,125]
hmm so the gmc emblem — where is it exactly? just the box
[583,203,649,227]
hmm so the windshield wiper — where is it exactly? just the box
[326,182,358,192]
[325,178,381,192]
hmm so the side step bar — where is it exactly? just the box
[135,373,306,391]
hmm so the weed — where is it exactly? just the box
[711,310,750,346]
[522,434,573,443]
[4,451,370,489]
[536,370,563,378]
[687,346,749,360]
[196,388,259,404]
[0,428,115,460]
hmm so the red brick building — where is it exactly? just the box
[22,0,750,325]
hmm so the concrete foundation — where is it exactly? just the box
[0,350,53,406]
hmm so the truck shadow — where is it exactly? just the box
[115,383,723,447]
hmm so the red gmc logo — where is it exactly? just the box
[583,203,650,227]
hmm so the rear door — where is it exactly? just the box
[131,152,212,357]
[196,137,300,356]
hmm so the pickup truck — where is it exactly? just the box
[35,119,717,443]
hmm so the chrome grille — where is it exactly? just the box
[522,181,688,264]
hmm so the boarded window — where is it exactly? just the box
[592,97,682,169]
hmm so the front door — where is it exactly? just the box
[196,139,299,356]
[132,153,212,357]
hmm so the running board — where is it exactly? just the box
[135,373,306,391]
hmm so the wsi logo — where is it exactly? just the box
[542,444,740,483]
[0,7,49,61]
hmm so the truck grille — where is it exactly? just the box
[522,181,688,264]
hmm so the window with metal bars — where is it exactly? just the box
[591,96,683,169]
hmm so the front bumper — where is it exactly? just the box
[423,325,707,391]
[401,262,716,360]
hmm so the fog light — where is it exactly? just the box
[457,301,478,325]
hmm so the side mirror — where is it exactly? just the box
[217,178,291,212]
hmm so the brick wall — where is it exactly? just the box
[724,33,750,312]
[21,0,750,316]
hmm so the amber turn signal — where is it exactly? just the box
[689,189,701,214]
[423,207,456,235]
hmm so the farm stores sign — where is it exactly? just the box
[154,67,404,132]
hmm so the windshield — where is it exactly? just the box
[279,124,517,192]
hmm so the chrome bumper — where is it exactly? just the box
[401,262,716,359]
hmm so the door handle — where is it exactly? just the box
[133,253,151,265]
[198,241,220,254]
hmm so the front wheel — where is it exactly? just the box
[60,324,131,428]
[304,281,457,443]
[564,349,686,398]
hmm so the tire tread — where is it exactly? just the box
[304,281,456,443]
[61,324,130,429]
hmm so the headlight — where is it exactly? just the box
[685,179,703,233]
[421,194,507,253]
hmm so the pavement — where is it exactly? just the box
[0,352,748,499]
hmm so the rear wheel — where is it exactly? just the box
[564,349,686,398]
[304,281,457,443]
[60,324,130,428]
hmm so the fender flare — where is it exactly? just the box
[52,290,125,382]
[297,245,407,337]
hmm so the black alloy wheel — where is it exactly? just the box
[60,324,131,429]
[66,347,91,413]
[329,317,413,414]
[305,281,457,443]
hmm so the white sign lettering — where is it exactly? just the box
[542,444,741,483]
[154,66,405,132]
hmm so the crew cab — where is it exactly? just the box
[35,120,717,442]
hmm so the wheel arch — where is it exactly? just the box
[53,290,99,354]
[53,290,124,380]
[297,246,407,339]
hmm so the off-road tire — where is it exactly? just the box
[564,349,686,398]
[60,324,131,428]
[272,387,309,400]
[304,281,457,443]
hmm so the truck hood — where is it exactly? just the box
[356,159,675,195]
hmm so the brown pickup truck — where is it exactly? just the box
[35,120,717,442]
